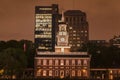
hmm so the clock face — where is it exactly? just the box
[60,37,65,41]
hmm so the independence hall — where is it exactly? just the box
[34,4,90,79]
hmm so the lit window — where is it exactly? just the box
[55,60,59,65]
[60,70,64,78]
[110,75,113,79]
[49,60,52,65]
[43,70,47,76]
[55,70,58,76]
[69,41,72,44]
[73,38,76,40]
[78,60,81,65]
[49,70,52,76]
[73,30,76,33]
[78,70,81,76]
[69,27,72,29]
[43,59,47,65]
[66,70,69,76]
[77,44,80,47]
[83,60,87,66]
[72,44,75,47]
[85,30,87,33]
[78,41,80,43]
[61,48,64,52]
[66,60,69,65]
[37,69,41,76]
[82,69,87,77]
[73,34,76,36]
[77,37,80,40]
[69,44,72,47]
[110,70,112,74]
[72,60,75,65]
[85,34,87,36]
[72,70,75,76]
[37,59,41,65]
[81,31,84,33]
[60,60,64,65]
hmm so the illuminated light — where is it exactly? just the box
[110,70,112,73]
[82,69,87,76]
[0,69,4,74]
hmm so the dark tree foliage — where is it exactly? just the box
[0,48,27,79]
[0,40,35,68]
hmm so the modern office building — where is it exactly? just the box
[109,35,120,48]
[88,40,107,46]
[91,68,120,80]
[34,11,91,79]
[35,4,59,52]
[64,10,89,51]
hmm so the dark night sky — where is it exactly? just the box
[0,0,120,41]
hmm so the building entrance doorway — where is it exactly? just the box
[60,70,64,78]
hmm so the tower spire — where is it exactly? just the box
[61,10,64,22]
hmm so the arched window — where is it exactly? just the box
[37,69,41,76]
[78,60,81,66]
[43,70,47,76]
[55,70,58,76]
[83,60,87,66]
[77,70,81,77]
[43,59,47,65]
[55,60,59,65]
[72,60,75,65]
[66,60,69,65]
[72,70,75,76]
[66,70,69,76]
[82,69,87,77]
[49,59,52,65]
[37,59,41,65]
[60,60,64,65]
[49,70,52,76]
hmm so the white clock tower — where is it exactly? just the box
[55,12,70,53]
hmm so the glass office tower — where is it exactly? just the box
[35,4,59,52]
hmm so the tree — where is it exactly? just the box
[0,48,27,79]
[19,40,35,68]
[6,40,19,48]
[0,41,6,52]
